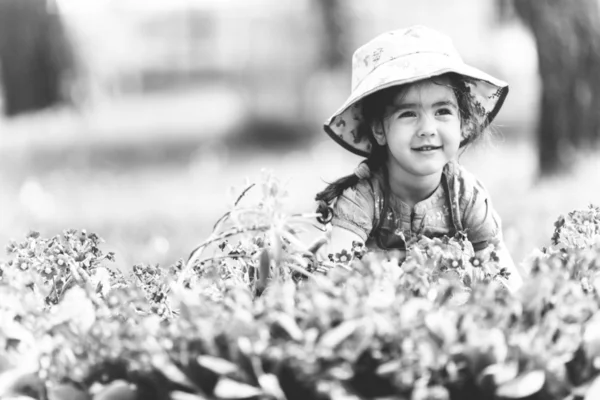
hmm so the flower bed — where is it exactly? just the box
[1,174,600,400]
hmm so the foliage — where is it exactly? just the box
[1,173,600,400]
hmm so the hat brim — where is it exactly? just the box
[324,53,509,157]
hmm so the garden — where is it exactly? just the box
[2,168,600,400]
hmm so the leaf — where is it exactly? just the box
[583,315,600,359]
[425,311,457,345]
[273,312,303,341]
[307,237,328,255]
[0,363,40,398]
[51,287,96,333]
[170,391,209,400]
[269,231,282,267]
[376,359,402,377]
[412,384,450,400]
[255,249,270,295]
[279,229,309,253]
[48,384,90,400]
[93,380,137,400]
[317,319,361,350]
[197,356,238,376]
[257,374,285,399]
[1,319,35,350]
[496,370,545,399]
[213,378,262,399]
[151,356,199,392]
[481,362,519,385]
[584,375,600,400]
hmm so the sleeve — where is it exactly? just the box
[330,182,375,242]
[461,179,502,251]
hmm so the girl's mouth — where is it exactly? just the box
[412,145,442,152]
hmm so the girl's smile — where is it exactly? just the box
[411,145,443,152]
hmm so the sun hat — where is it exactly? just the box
[324,25,509,157]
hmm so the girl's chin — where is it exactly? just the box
[410,162,448,176]
[388,156,449,177]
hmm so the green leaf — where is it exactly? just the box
[425,311,457,345]
[496,370,545,399]
[583,315,600,359]
[170,391,209,400]
[478,362,519,387]
[273,312,303,341]
[51,286,96,333]
[376,359,402,377]
[0,369,43,399]
[152,356,199,392]
[213,378,262,399]
[48,384,90,400]
[255,249,270,294]
[257,374,285,399]
[197,356,238,376]
[317,319,361,350]
[93,380,137,400]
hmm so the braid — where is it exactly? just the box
[315,174,359,224]
[315,141,388,225]
[367,145,391,237]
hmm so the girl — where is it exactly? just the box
[315,26,522,289]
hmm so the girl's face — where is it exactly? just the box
[373,78,462,180]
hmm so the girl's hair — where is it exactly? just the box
[315,72,485,228]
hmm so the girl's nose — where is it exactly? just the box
[417,116,437,137]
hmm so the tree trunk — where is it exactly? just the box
[313,0,348,70]
[514,0,600,175]
[0,0,74,117]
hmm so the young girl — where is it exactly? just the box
[315,25,522,290]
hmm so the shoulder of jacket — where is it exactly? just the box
[335,175,376,207]
[351,169,382,196]
[445,161,483,197]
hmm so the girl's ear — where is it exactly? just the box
[371,122,387,146]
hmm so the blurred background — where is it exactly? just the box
[1,0,599,272]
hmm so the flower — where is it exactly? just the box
[335,249,351,263]
[351,241,366,259]
[445,258,462,269]
[26,230,41,239]
[490,251,500,262]
[497,267,511,280]
[41,265,57,280]
[469,256,483,268]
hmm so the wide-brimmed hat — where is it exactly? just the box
[324,25,509,157]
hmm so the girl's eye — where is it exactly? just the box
[398,111,416,118]
[436,107,454,116]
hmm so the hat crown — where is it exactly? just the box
[351,26,463,90]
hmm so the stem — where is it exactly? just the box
[235,183,256,206]
[180,224,271,285]
[210,183,257,233]
[53,276,59,304]
[56,275,73,300]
